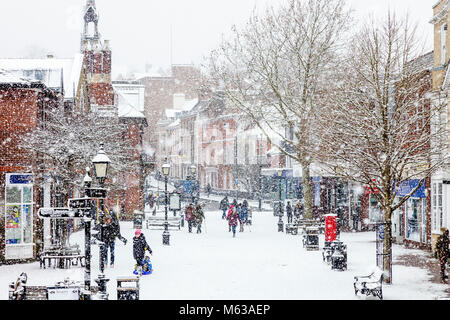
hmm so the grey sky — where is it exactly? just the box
[0,0,435,79]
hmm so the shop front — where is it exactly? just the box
[3,173,35,260]
[396,179,429,247]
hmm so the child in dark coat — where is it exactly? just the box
[133,229,152,274]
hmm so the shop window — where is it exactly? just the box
[5,174,34,246]
[369,195,383,223]
[406,198,423,242]
[431,181,443,233]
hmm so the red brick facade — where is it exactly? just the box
[0,86,60,263]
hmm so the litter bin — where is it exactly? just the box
[117,277,139,300]
[305,227,319,251]
[133,210,144,229]
[330,242,347,271]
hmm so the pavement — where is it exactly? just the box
[147,179,450,299]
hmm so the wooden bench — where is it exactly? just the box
[117,277,140,300]
[354,267,384,300]
[40,254,85,269]
[297,220,325,233]
[146,216,182,230]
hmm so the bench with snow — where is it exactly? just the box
[40,254,85,269]
[353,267,384,300]
[145,216,182,230]
[294,220,325,235]
[8,273,47,300]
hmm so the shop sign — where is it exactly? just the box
[396,179,426,198]
[8,174,33,185]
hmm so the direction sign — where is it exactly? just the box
[38,207,82,219]
[68,198,92,210]
[85,188,107,198]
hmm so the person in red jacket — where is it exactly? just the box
[228,208,241,238]
[226,205,235,232]
[185,203,195,233]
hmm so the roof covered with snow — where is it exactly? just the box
[0,68,35,85]
[116,91,147,124]
[0,54,84,100]
[165,98,199,119]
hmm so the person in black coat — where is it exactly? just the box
[219,196,229,219]
[100,212,127,268]
[286,201,293,223]
[133,229,152,268]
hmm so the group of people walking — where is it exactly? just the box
[282,201,304,223]
[219,196,251,237]
[184,203,206,233]
[93,207,152,275]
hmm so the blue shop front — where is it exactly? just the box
[393,179,430,247]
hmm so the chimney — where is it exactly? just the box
[93,40,101,52]
[103,40,111,51]
[82,40,90,52]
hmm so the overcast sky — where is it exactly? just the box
[0,0,436,78]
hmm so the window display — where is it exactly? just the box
[4,174,34,247]
[406,198,424,242]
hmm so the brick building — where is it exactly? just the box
[135,64,201,158]
[0,70,61,263]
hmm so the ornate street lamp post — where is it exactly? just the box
[277,168,284,232]
[190,165,196,204]
[82,167,92,300]
[162,162,170,245]
[92,143,111,300]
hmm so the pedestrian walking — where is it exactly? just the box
[206,183,212,198]
[294,201,301,219]
[239,203,249,231]
[229,208,241,238]
[93,208,126,269]
[231,198,238,208]
[226,205,235,232]
[194,203,205,234]
[219,196,229,219]
[237,204,245,232]
[436,227,449,283]
[110,208,128,244]
[132,229,152,276]
[242,199,249,209]
[185,203,195,233]
[286,201,293,224]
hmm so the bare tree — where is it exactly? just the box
[318,12,447,283]
[207,0,351,219]
[19,105,141,205]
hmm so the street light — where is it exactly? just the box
[82,167,92,300]
[190,165,196,203]
[162,162,170,245]
[277,168,284,232]
[92,144,111,186]
[92,143,110,300]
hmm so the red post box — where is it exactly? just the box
[324,214,337,243]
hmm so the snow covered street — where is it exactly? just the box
[0,204,447,300]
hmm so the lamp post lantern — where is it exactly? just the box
[190,165,196,204]
[162,162,170,245]
[92,143,110,300]
[277,168,284,232]
[82,167,92,300]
